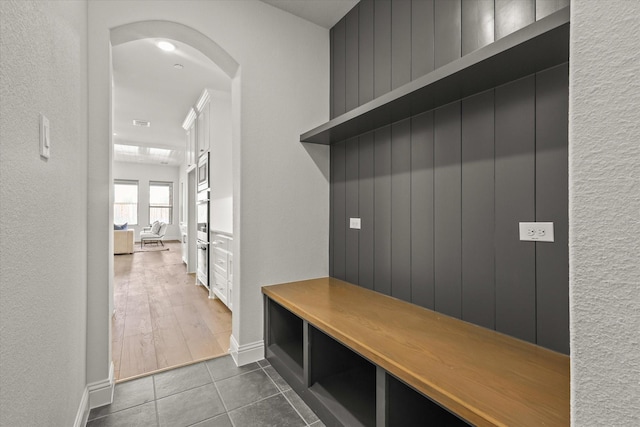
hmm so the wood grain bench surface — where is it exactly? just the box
[262,277,570,427]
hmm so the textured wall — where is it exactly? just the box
[0,1,88,425]
[570,1,640,425]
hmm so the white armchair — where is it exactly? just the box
[140,221,168,248]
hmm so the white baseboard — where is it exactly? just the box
[88,361,115,409]
[230,335,264,366]
[73,386,89,427]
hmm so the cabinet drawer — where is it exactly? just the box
[213,271,227,294]
[212,248,228,274]
[211,234,230,252]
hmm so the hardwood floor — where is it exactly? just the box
[113,240,231,382]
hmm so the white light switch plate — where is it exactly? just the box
[349,218,361,230]
[519,222,554,242]
[39,113,50,159]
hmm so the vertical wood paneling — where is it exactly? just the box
[461,90,495,329]
[435,0,461,69]
[410,112,435,309]
[495,0,534,40]
[345,6,360,112]
[461,0,495,56]
[411,0,435,80]
[329,131,334,276]
[535,63,569,354]
[391,119,412,301]
[374,0,392,98]
[330,27,335,120]
[345,138,360,284]
[536,0,569,20]
[374,127,392,296]
[359,133,375,290]
[333,18,346,117]
[359,0,375,105]
[392,0,412,90]
[332,142,347,280]
[434,101,462,319]
[495,76,536,343]
[328,5,569,352]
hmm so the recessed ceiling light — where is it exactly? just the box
[157,41,175,52]
[132,119,150,127]
[113,132,117,136]
[173,63,184,69]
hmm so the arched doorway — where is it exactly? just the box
[86,19,242,406]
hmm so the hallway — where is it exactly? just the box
[113,241,231,381]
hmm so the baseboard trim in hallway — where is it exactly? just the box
[230,336,265,366]
[73,386,89,427]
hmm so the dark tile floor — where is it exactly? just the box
[87,356,325,427]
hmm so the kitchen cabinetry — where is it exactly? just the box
[183,108,197,168]
[211,231,233,310]
[196,89,211,156]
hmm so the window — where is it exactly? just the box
[114,180,138,225]
[149,181,173,224]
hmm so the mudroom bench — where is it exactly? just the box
[262,277,569,427]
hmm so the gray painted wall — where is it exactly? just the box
[329,0,569,354]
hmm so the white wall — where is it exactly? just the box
[0,1,88,425]
[88,0,330,379]
[113,161,182,240]
[569,1,640,425]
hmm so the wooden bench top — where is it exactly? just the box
[262,277,570,427]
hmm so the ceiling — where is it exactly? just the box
[112,38,230,166]
[260,0,359,29]
[112,1,356,167]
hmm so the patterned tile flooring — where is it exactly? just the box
[88,355,325,427]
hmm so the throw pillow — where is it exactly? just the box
[114,222,128,230]
[151,221,161,234]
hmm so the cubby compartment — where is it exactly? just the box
[387,374,470,427]
[309,326,376,427]
[265,299,304,382]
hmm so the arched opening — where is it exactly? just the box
[107,20,242,380]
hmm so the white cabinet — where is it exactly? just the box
[210,232,233,310]
[181,232,187,264]
[183,108,197,168]
[195,89,211,158]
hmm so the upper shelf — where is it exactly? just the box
[301,7,570,145]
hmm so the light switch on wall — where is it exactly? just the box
[39,113,50,159]
[349,218,361,230]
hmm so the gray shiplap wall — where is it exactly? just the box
[329,0,569,354]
